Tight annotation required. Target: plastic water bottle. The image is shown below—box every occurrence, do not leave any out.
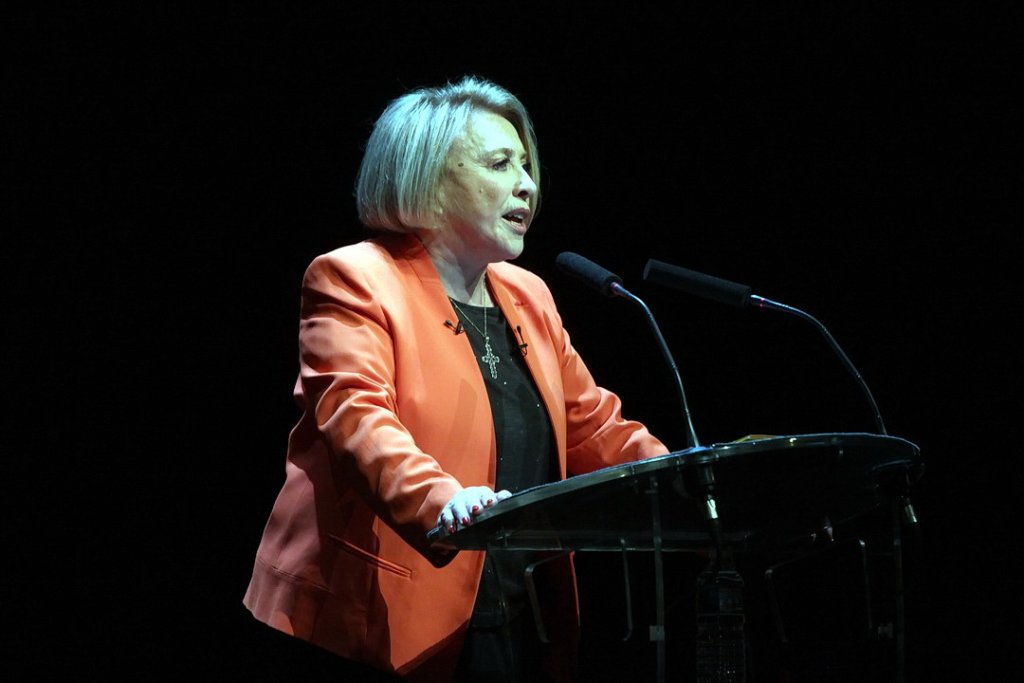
[695,567,746,682]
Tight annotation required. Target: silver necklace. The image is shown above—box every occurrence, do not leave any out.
[450,299,500,379]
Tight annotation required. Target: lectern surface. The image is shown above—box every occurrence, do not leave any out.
[428,432,922,552]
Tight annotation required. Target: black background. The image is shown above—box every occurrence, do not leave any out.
[6,2,1020,680]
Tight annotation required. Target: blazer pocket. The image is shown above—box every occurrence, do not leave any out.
[328,534,413,579]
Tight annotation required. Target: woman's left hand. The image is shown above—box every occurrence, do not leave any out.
[437,486,512,534]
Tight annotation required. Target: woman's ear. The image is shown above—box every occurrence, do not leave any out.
[433,186,446,215]
[428,191,446,226]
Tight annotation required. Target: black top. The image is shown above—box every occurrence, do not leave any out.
[450,299,557,627]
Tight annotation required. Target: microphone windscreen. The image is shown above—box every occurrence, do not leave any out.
[556,252,623,297]
[643,259,752,308]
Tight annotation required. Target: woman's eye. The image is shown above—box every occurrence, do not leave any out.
[492,158,510,170]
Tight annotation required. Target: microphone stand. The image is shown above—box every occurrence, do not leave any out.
[641,257,923,680]
[749,295,887,435]
[609,282,725,683]
[609,281,723,551]
[611,282,700,449]
[751,294,917,679]
[558,253,734,681]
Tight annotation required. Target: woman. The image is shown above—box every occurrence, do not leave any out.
[243,75,668,682]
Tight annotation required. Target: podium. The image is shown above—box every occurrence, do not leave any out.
[429,432,922,681]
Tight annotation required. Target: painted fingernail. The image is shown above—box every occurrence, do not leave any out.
[462,516,470,525]
[448,525,456,533]
[472,505,480,513]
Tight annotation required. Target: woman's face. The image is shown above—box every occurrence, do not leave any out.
[436,109,537,266]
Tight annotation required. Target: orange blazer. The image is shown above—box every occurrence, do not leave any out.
[243,234,668,678]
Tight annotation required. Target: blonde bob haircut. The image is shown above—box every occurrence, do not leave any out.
[355,75,540,232]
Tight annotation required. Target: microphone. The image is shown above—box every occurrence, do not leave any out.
[642,259,752,308]
[557,252,700,449]
[643,259,887,435]
[555,251,623,297]
[515,325,529,355]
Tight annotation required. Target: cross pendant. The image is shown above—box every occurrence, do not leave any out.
[481,340,500,379]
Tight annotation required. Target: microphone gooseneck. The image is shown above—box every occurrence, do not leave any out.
[557,252,700,449]
[643,258,888,435]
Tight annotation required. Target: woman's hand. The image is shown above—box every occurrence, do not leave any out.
[437,486,512,534]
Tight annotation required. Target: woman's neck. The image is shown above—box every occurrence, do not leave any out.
[417,232,493,306]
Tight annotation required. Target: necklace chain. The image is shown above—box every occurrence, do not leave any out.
[450,298,500,379]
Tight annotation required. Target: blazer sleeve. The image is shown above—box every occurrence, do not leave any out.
[560,327,668,474]
[295,252,462,559]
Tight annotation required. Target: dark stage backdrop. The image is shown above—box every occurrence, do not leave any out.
[7,2,1019,681]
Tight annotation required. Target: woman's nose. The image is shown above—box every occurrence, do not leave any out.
[516,164,537,198]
